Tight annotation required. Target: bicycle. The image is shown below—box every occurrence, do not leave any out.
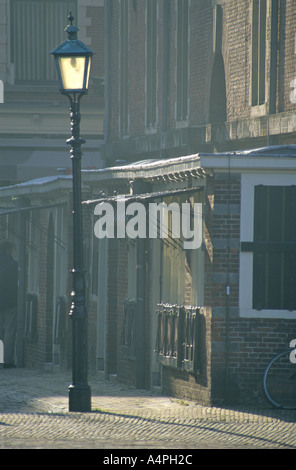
[263,343,296,409]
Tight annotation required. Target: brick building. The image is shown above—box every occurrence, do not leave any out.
[0,1,104,368]
[104,0,296,166]
[81,145,296,405]
[92,0,296,405]
[0,0,296,408]
[0,0,104,185]
[1,143,296,405]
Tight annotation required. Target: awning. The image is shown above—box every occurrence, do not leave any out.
[83,186,204,206]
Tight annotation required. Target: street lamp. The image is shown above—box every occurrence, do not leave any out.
[50,12,93,412]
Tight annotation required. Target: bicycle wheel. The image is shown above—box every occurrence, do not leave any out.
[263,349,296,409]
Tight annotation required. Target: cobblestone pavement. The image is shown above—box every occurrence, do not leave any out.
[1,367,296,450]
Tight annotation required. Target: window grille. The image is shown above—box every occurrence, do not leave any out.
[10,0,77,83]
[155,303,202,373]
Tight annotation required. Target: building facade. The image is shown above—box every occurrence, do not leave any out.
[0,0,104,185]
[2,144,296,405]
[0,0,296,408]
[83,145,296,405]
[96,0,296,404]
[104,0,296,166]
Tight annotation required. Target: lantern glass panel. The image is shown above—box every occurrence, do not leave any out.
[86,57,91,90]
[58,56,86,91]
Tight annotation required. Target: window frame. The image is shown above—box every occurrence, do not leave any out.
[10,0,77,85]
[240,172,296,319]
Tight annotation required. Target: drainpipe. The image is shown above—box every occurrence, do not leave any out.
[225,156,231,404]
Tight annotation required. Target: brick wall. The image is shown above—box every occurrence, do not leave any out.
[162,168,296,406]
[161,306,213,406]
[211,316,296,404]
[206,171,296,405]
[107,1,213,137]
[106,1,296,161]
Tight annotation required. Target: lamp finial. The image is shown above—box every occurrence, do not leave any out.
[65,11,79,40]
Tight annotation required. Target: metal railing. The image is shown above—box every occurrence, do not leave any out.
[155,303,202,373]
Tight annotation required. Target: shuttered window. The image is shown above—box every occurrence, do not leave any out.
[10,0,77,83]
[242,186,296,310]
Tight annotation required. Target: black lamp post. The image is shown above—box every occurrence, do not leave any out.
[50,13,93,412]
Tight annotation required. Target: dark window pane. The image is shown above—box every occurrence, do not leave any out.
[253,186,296,310]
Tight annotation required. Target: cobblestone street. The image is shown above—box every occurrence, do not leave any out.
[0,368,296,450]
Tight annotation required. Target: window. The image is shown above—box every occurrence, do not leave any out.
[120,0,129,135]
[251,0,266,106]
[10,0,77,84]
[160,196,186,305]
[240,174,296,318]
[249,186,296,310]
[209,5,226,123]
[176,0,189,121]
[159,191,203,306]
[146,0,157,129]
